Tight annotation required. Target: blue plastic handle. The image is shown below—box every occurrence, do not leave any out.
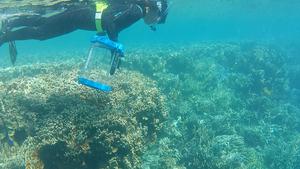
[90,35,124,55]
[78,77,112,92]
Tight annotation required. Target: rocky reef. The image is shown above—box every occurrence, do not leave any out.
[0,62,167,169]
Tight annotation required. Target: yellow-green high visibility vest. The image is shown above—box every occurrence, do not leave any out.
[95,0,108,33]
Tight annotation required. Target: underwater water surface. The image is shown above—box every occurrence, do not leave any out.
[1,0,300,169]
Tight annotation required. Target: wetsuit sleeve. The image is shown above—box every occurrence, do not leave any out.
[102,4,144,41]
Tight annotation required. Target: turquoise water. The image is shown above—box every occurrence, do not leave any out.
[1,1,300,169]
[1,0,300,63]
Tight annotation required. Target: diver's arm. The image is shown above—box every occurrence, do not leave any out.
[102,4,143,42]
[101,6,118,41]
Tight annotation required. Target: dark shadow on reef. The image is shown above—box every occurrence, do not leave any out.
[39,141,110,169]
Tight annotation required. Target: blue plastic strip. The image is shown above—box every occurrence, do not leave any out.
[78,77,112,92]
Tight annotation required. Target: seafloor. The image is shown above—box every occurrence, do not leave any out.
[0,42,300,169]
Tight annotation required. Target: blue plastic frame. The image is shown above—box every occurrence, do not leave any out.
[78,77,112,92]
[77,35,125,92]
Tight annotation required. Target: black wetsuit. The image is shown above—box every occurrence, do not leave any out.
[1,1,144,43]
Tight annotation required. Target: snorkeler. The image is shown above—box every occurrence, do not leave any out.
[0,0,168,64]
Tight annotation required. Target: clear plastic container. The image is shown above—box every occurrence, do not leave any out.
[78,43,114,92]
[78,36,124,92]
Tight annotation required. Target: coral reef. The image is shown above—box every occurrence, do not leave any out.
[1,41,299,169]
[124,42,300,169]
[0,62,167,169]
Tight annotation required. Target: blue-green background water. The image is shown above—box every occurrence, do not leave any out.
[1,1,300,168]
[1,0,300,65]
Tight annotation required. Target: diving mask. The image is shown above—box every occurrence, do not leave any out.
[143,0,168,26]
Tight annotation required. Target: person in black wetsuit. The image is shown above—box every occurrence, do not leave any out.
[0,0,168,45]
